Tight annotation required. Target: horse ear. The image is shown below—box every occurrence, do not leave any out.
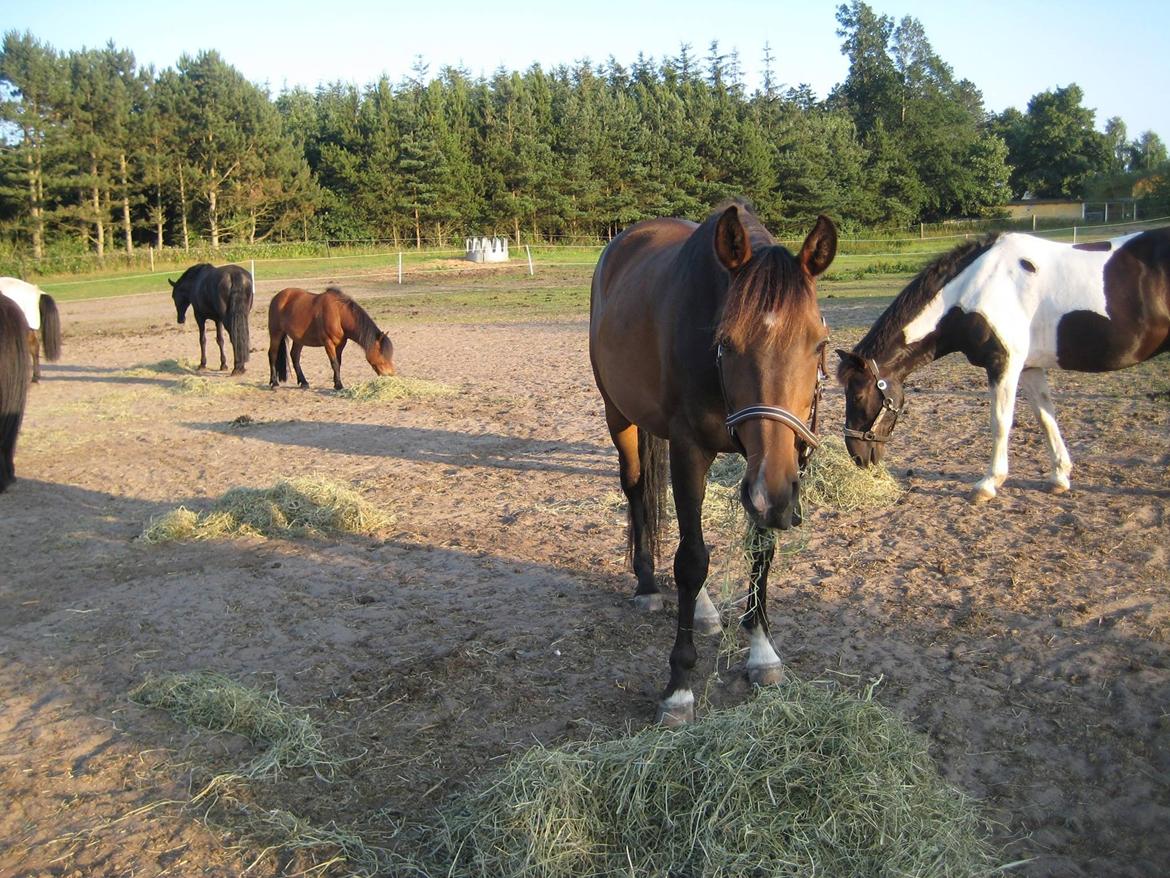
[168,278,176,288]
[836,349,865,371]
[799,215,838,277]
[714,205,752,271]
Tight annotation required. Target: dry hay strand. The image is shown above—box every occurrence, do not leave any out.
[129,672,334,780]
[140,477,393,543]
[171,374,248,396]
[336,375,457,402]
[428,679,998,878]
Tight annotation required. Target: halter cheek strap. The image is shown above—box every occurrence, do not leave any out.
[843,358,905,442]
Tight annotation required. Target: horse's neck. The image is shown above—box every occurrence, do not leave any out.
[874,327,944,382]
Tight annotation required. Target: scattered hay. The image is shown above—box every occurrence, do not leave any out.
[429,679,998,878]
[129,672,333,780]
[118,358,195,377]
[706,436,902,514]
[336,375,457,401]
[140,477,393,543]
[171,375,247,396]
[801,435,904,511]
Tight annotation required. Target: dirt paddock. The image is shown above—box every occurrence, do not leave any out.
[1,277,1168,877]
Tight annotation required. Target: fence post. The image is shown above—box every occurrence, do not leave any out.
[398,252,403,285]
[1032,214,1037,232]
[250,259,256,288]
[149,246,155,273]
[1072,226,1078,244]
[525,245,534,276]
[919,222,924,239]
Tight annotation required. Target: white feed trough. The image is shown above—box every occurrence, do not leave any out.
[465,236,510,263]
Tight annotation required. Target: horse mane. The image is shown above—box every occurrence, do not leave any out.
[712,202,817,349]
[327,287,382,348]
[851,234,999,361]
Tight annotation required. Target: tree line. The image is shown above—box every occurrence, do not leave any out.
[2,2,1167,262]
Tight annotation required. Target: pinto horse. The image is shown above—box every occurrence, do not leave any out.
[0,277,63,382]
[168,263,254,375]
[591,201,836,724]
[837,228,1170,502]
[267,287,395,391]
[0,294,31,492]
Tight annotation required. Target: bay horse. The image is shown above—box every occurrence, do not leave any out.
[590,201,836,724]
[837,228,1170,502]
[0,276,63,382]
[267,286,395,391]
[0,294,31,492]
[168,263,254,375]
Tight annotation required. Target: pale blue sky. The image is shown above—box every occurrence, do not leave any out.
[3,0,1167,140]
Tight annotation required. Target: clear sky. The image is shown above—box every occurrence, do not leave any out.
[3,0,1167,141]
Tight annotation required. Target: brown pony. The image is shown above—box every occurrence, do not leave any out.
[0,294,31,492]
[590,201,836,724]
[268,287,395,391]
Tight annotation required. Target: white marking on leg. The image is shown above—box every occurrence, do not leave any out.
[661,689,694,710]
[1020,368,1072,490]
[746,625,782,673]
[974,365,1021,500]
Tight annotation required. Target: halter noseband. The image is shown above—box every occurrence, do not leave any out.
[716,340,824,468]
[843,358,905,443]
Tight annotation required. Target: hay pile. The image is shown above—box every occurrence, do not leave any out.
[707,436,902,514]
[336,375,456,401]
[117,358,195,377]
[171,375,247,396]
[429,680,996,878]
[129,671,332,780]
[141,477,392,543]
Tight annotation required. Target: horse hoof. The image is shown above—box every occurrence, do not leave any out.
[657,701,694,726]
[1048,482,1070,495]
[298,382,310,389]
[748,663,785,687]
[968,486,995,505]
[694,614,723,636]
[633,593,663,612]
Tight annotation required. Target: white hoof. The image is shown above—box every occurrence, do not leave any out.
[969,483,997,505]
[657,691,694,726]
[633,593,663,612]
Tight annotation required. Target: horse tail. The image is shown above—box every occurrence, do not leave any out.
[629,429,670,566]
[39,294,62,361]
[0,305,31,491]
[275,335,289,383]
[227,273,252,368]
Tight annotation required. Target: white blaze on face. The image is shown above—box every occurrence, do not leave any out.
[748,455,770,518]
[0,277,43,330]
[900,234,1120,368]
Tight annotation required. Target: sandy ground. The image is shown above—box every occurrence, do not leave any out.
[1,279,1168,877]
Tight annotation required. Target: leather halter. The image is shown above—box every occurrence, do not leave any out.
[716,340,823,469]
[843,358,905,443]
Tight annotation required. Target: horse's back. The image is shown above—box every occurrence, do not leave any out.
[268,288,328,344]
[0,277,43,330]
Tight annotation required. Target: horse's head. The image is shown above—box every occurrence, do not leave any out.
[367,332,396,376]
[714,208,836,530]
[836,350,906,467]
[168,277,189,324]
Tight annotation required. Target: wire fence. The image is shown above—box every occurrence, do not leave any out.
[24,213,1170,301]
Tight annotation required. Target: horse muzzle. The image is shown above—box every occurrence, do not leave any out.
[844,435,883,468]
[740,477,801,530]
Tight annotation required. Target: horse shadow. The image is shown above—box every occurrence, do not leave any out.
[182,420,614,477]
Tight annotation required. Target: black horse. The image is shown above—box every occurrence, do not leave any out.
[168,263,254,375]
[0,294,31,492]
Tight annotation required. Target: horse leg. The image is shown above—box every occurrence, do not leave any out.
[740,526,784,685]
[196,320,208,370]
[291,343,309,388]
[328,338,345,390]
[658,441,716,726]
[1019,367,1072,493]
[214,321,228,371]
[605,408,661,610]
[971,363,1021,504]
[28,329,40,382]
[268,333,281,388]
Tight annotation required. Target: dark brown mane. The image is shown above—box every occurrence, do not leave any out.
[852,234,999,361]
[712,202,816,349]
[328,287,382,349]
